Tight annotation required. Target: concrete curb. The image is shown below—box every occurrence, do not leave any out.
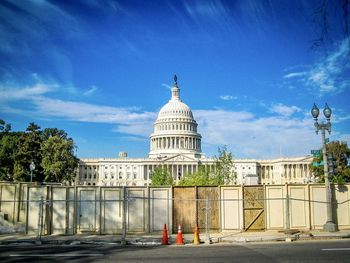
[1,232,349,246]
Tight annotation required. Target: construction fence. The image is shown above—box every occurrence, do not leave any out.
[0,183,350,236]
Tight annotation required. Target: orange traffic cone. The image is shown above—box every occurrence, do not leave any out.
[162,224,169,245]
[193,224,200,245]
[176,224,184,245]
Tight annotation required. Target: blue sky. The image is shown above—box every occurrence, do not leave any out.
[0,0,349,159]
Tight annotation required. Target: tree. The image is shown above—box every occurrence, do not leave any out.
[13,122,43,182]
[41,128,68,141]
[179,146,236,186]
[41,135,78,183]
[311,141,350,183]
[0,133,18,181]
[150,166,173,186]
[0,120,79,183]
[212,146,236,185]
[0,119,11,134]
[178,165,210,186]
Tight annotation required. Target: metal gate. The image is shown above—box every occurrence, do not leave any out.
[243,186,265,231]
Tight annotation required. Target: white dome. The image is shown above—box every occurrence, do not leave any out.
[149,76,202,159]
[157,95,194,120]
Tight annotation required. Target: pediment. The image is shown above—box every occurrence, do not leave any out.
[161,154,199,162]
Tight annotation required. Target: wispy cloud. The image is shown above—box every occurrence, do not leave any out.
[219,95,238,101]
[0,83,56,100]
[83,85,98,96]
[194,109,318,158]
[283,40,350,95]
[0,80,156,138]
[283,72,307,79]
[161,83,172,90]
[270,103,301,117]
[184,0,230,19]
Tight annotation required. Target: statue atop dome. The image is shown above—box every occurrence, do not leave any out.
[171,75,180,100]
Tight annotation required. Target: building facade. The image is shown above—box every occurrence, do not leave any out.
[76,76,314,186]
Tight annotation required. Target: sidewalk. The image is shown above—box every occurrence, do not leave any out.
[0,230,349,245]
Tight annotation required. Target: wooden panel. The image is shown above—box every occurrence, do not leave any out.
[127,188,146,232]
[221,187,241,230]
[27,186,48,234]
[150,188,172,232]
[102,188,122,234]
[0,184,17,224]
[335,185,350,228]
[173,187,196,233]
[310,185,326,229]
[78,188,96,231]
[51,187,67,234]
[266,186,284,229]
[243,186,265,231]
[289,186,308,229]
[197,187,219,232]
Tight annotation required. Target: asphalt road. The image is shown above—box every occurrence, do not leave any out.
[0,239,349,262]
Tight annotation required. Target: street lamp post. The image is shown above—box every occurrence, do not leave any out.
[311,103,337,232]
[29,161,35,183]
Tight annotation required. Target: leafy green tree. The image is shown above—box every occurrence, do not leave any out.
[0,120,79,183]
[212,146,236,185]
[150,166,173,186]
[311,141,350,183]
[178,165,210,186]
[0,119,11,134]
[41,134,78,184]
[13,122,43,182]
[41,127,68,141]
[0,119,20,181]
[179,147,236,186]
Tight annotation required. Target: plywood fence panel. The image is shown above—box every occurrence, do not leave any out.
[220,186,242,230]
[335,185,350,229]
[289,185,310,229]
[127,188,147,232]
[173,187,196,233]
[0,184,17,224]
[27,186,48,234]
[310,185,326,229]
[266,186,284,229]
[197,186,220,232]
[150,187,172,232]
[101,187,123,234]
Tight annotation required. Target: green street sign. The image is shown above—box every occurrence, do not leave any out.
[311,150,322,156]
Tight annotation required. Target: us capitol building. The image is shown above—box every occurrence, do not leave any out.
[76,76,313,186]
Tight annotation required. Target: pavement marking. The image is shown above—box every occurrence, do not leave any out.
[10,253,104,257]
[321,248,350,251]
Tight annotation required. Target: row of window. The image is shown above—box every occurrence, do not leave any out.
[160,110,192,117]
[82,165,139,171]
[82,171,139,180]
[156,123,197,132]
